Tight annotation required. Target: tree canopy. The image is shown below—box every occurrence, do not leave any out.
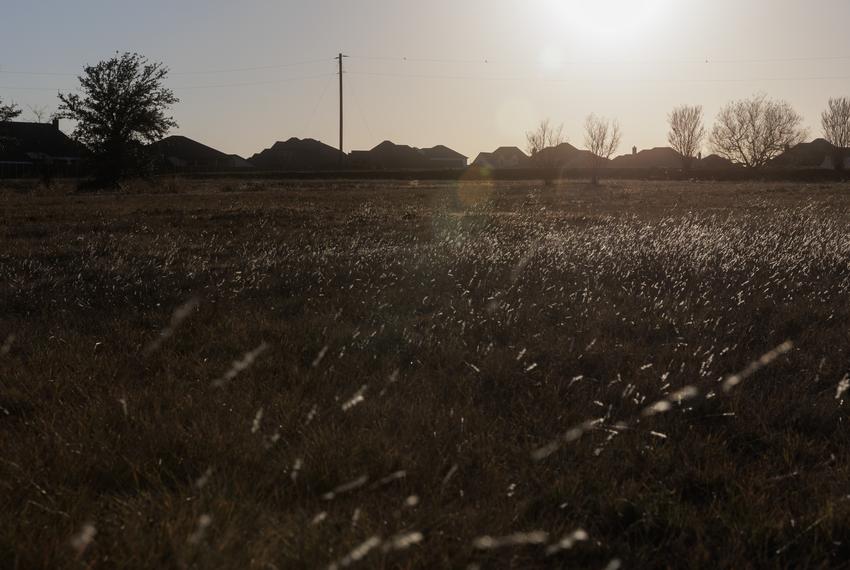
[584,114,621,184]
[57,52,179,183]
[668,105,706,169]
[710,94,806,169]
[0,98,22,122]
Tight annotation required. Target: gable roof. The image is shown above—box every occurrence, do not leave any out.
[350,140,467,169]
[769,138,845,169]
[534,142,601,168]
[695,154,739,170]
[422,145,467,160]
[473,146,530,167]
[610,147,684,169]
[371,140,414,153]
[366,140,421,159]
[149,135,232,164]
[148,135,254,169]
[249,137,341,170]
[493,146,528,157]
[0,121,86,161]
[226,154,253,168]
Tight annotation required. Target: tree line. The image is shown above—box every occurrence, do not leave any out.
[2,51,850,188]
[527,95,850,178]
[1,52,178,188]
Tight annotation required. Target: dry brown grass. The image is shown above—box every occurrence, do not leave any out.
[2,178,850,568]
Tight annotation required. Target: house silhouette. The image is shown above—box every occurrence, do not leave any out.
[148,135,252,171]
[349,141,467,170]
[249,138,341,170]
[472,147,530,169]
[0,119,86,177]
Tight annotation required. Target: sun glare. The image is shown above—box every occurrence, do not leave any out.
[549,0,667,40]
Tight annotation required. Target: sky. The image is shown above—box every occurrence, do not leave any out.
[2,0,850,160]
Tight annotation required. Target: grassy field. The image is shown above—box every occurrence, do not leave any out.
[2,178,850,569]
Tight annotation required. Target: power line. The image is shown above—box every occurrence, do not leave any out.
[336,53,348,162]
[174,73,335,90]
[0,70,76,77]
[347,73,375,144]
[0,57,334,78]
[304,74,335,135]
[346,70,850,84]
[5,52,850,79]
[5,70,850,94]
[170,58,333,75]
[4,51,850,95]
[0,73,335,93]
[348,55,491,65]
[0,85,69,91]
[346,53,850,66]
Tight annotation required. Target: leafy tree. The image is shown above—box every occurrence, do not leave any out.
[710,94,805,169]
[667,105,706,170]
[0,98,22,121]
[57,52,179,185]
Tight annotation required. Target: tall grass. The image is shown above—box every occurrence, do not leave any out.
[2,179,850,568]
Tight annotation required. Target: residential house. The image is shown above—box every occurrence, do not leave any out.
[0,119,86,177]
[149,135,253,171]
[472,146,531,169]
[349,140,467,170]
[249,137,342,170]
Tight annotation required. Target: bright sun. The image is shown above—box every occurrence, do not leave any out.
[551,0,667,38]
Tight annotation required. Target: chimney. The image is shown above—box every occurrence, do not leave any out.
[52,118,59,130]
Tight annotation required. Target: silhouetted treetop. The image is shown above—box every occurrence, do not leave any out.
[667,105,705,169]
[0,98,22,122]
[58,52,179,150]
[822,97,850,148]
[57,52,179,184]
[710,94,805,169]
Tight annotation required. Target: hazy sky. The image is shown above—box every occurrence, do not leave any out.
[3,1,849,159]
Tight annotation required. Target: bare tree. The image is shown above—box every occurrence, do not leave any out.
[27,105,51,123]
[0,98,21,121]
[526,119,565,161]
[667,104,705,170]
[822,97,850,170]
[710,94,806,169]
[584,114,621,184]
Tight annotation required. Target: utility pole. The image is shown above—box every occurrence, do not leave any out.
[336,53,347,166]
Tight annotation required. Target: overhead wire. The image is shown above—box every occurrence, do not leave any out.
[174,73,335,90]
[346,73,375,144]
[304,73,336,134]
[345,53,850,66]
[4,52,850,92]
[345,70,850,84]
[0,57,334,77]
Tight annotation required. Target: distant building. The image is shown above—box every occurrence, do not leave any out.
[770,138,850,170]
[421,145,468,169]
[472,146,530,169]
[695,154,738,170]
[349,140,467,170]
[149,135,253,171]
[0,119,86,177]
[610,147,684,169]
[249,137,341,170]
[532,142,598,169]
